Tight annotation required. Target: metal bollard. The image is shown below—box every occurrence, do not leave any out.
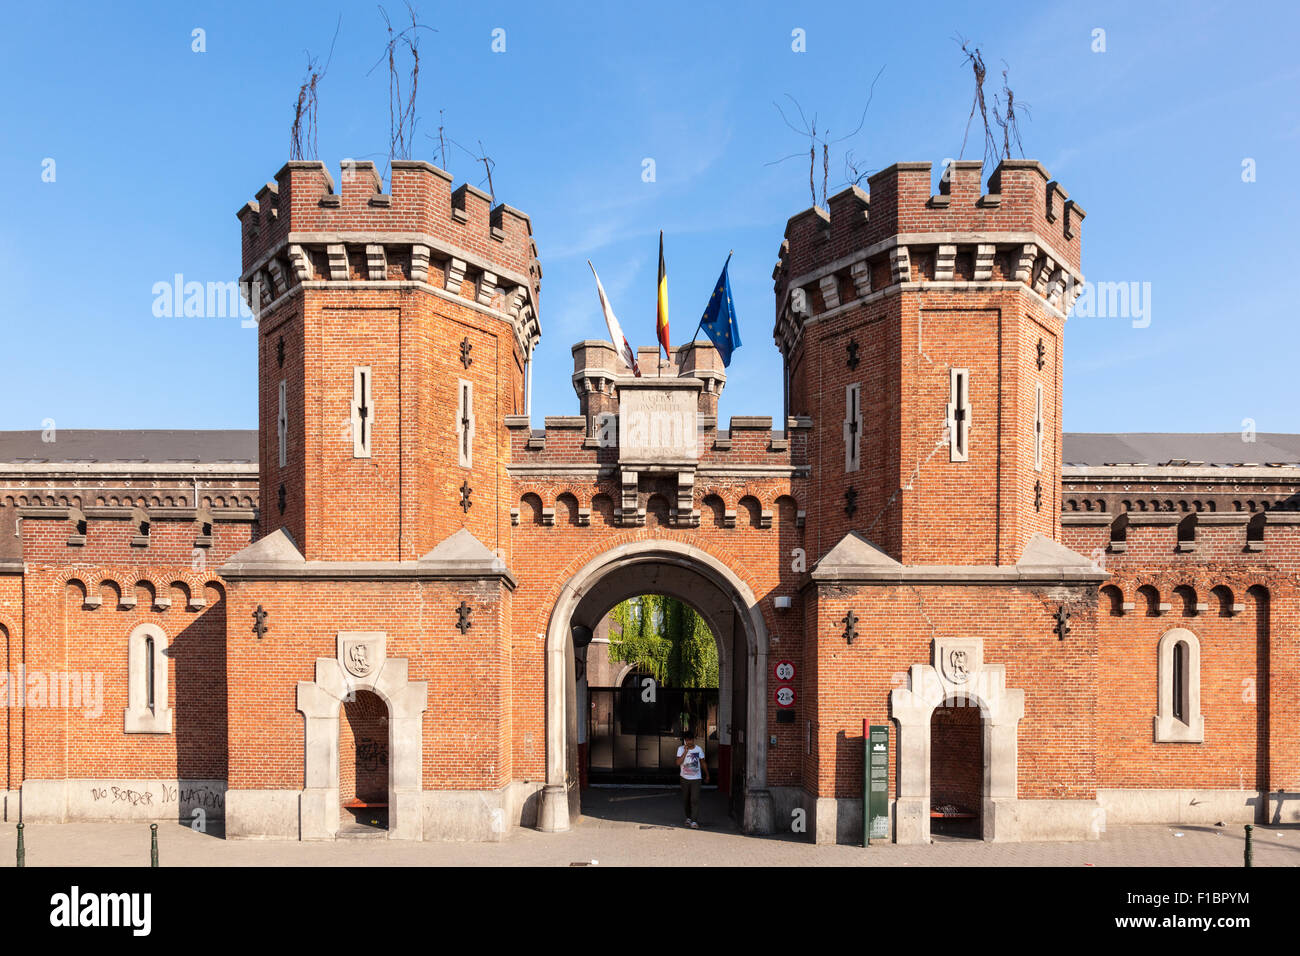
[1244,824,1253,868]
[16,822,23,868]
[150,823,158,868]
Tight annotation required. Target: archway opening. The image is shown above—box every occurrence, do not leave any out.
[340,690,389,833]
[929,698,983,839]
[544,543,770,835]
[580,594,728,828]
[585,596,719,768]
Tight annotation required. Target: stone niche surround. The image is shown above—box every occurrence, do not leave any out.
[296,633,428,840]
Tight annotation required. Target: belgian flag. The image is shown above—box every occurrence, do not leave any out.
[656,231,670,359]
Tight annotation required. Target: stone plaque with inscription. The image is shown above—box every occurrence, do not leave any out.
[617,382,699,464]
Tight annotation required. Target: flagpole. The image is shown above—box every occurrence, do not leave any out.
[682,250,733,368]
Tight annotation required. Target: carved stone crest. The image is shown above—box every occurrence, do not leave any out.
[345,642,373,677]
[935,638,982,686]
[338,632,386,681]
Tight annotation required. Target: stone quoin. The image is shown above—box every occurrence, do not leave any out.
[1,157,1296,845]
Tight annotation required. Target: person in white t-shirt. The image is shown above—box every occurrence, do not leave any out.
[675,728,709,828]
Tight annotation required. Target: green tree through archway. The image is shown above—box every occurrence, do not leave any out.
[607,596,719,688]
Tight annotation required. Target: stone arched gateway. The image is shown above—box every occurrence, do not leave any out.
[889,637,1024,843]
[538,540,773,835]
[296,633,429,840]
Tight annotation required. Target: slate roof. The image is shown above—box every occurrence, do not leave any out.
[1061,433,1300,467]
[1,429,1297,467]
[0,430,257,464]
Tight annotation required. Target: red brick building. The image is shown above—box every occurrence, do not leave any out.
[1,157,1295,844]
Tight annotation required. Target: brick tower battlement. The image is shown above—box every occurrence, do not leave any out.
[774,159,1085,355]
[773,158,1086,567]
[237,159,541,355]
[236,159,542,563]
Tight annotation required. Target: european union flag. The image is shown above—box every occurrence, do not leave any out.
[698,253,742,367]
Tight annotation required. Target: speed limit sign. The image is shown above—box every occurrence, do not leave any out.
[775,686,796,708]
[774,660,796,682]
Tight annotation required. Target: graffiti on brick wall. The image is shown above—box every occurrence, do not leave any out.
[86,781,225,812]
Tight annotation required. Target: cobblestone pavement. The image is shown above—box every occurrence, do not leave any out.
[1,789,1295,867]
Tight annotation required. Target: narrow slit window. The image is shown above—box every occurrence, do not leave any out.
[456,378,476,469]
[277,380,288,468]
[1155,628,1203,743]
[1171,641,1185,722]
[145,635,156,713]
[947,368,971,462]
[843,383,862,473]
[352,367,373,458]
[1033,383,1045,472]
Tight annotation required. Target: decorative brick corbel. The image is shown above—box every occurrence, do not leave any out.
[409,244,431,283]
[890,245,911,285]
[287,244,312,282]
[1014,244,1038,283]
[365,244,387,281]
[849,259,871,298]
[1033,255,1056,297]
[818,275,841,311]
[326,244,348,281]
[266,258,286,297]
[934,244,957,281]
[446,257,468,295]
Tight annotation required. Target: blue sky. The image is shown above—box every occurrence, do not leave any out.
[1,0,1296,433]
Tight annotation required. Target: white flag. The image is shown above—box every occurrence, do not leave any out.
[588,260,641,377]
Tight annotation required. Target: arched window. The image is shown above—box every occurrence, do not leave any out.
[125,622,172,733]
[1154,628,1202,743]
[145,634,156,712]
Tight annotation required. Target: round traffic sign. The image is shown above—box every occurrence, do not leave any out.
[775,686,796,708]
[774,659,796,682]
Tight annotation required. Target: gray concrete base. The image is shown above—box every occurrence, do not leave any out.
[226,783,545,842]
[766,785,805,834]
[742,788,774,835]
[814,794,1099,844]
[1098,788,1262,825]
[811,794,898,845]
[895,796,928,844]
[225,789,301,839]
[15,778,226,824]
[1,790,18,823]
[1266,791,1300,824]
[421,782,542,842]
[985,797,1103,842]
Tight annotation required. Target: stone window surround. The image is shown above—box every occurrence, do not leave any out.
[457,378,476,469]
[1034,383,1045,472]
[351,366,373,459]
[946,367,971,462]
[277,380,288,468]
[843,382,862,473]
[1154,627,1204,743]
[124,621,172,734]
